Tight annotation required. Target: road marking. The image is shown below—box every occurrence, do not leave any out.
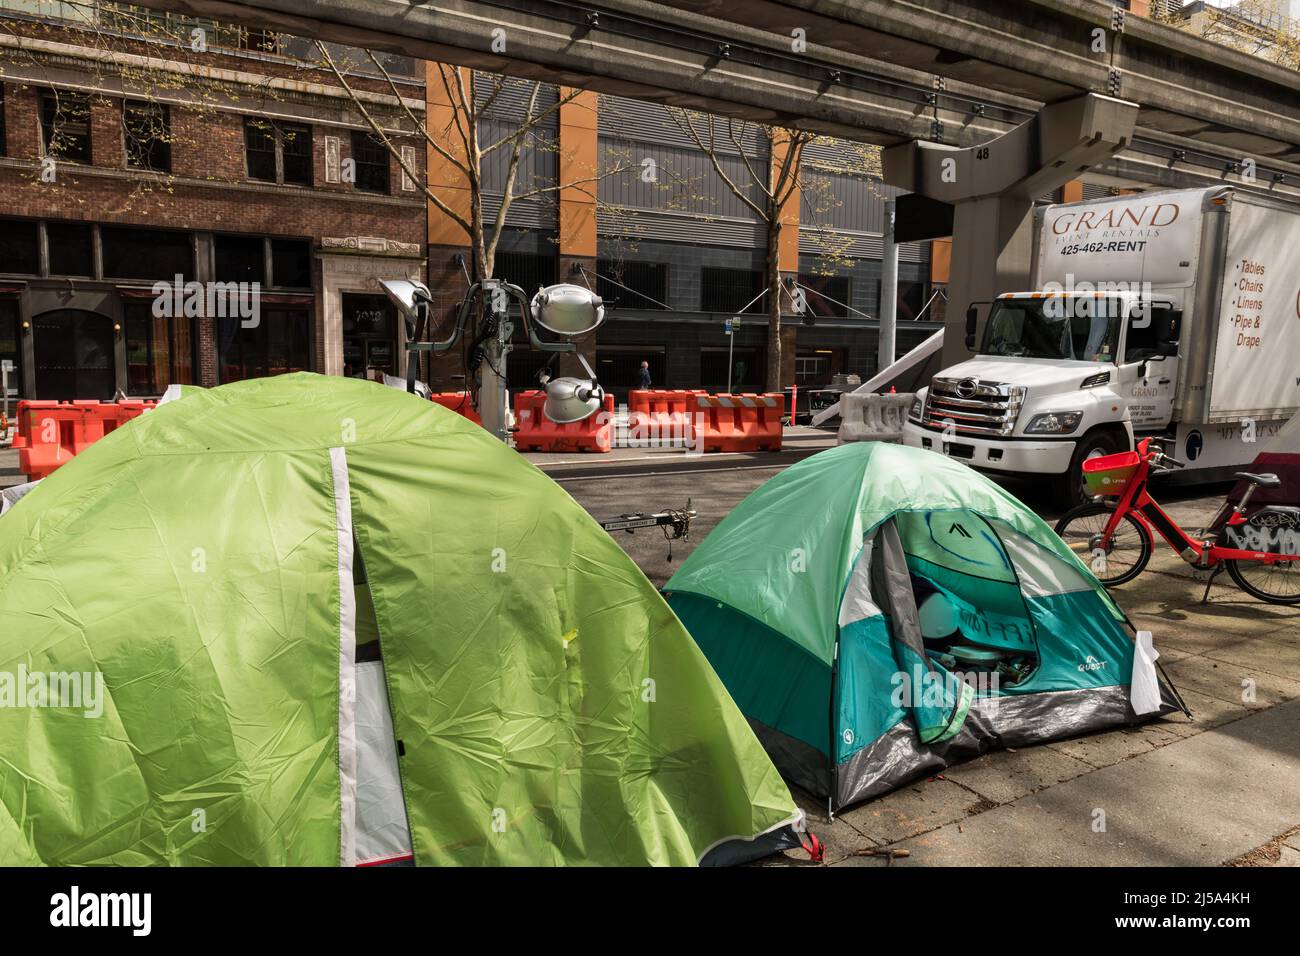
[552,464,789,482]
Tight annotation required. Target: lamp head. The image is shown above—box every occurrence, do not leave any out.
[542,377,605,424]
[378,278,433,317]
[531,283,605,336]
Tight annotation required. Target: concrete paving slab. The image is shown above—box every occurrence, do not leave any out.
[1278,844,1300,867]
[874,697,1300,866]
[837,776,989,845]
[939,744,1095,805]
[1148,599,1300,639]
[1045,723,1184,769]
[1163,654,1300,709]
[1153,684,1250,735]
[1200,634,1300,683]
[1153,628,1259,659]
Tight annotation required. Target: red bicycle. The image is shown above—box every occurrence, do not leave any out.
[1054,438,1300,604]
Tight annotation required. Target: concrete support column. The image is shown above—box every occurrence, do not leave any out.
[879,199,898,371]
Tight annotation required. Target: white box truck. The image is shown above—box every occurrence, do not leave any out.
[902,185,1300,505]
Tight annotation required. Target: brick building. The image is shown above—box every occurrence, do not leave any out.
[0,3,427,401]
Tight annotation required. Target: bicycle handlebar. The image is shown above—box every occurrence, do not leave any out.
[1159,453,1186,469]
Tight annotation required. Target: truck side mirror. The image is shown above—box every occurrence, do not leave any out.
[964,305,978,350]
[1159,311,1182,356]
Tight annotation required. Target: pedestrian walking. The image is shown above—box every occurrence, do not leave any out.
[638,360,652,389]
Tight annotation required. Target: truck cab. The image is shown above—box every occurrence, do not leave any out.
[903,290,1181,506]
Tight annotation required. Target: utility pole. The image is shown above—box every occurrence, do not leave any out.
[477,279,514,443]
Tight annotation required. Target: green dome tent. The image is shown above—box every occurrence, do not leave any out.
[665,442,1186,811]
[0,373,804,866]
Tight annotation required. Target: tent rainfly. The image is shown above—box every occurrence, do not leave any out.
[665,442,1187,811]
[0,373,807,866]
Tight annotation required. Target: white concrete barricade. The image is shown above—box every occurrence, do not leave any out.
[837,392,915,444]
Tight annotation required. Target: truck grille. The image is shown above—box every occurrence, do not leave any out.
[922,377,1024,437]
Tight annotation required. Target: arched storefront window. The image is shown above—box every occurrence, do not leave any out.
[32,309,115,400]
[1,298,21,402]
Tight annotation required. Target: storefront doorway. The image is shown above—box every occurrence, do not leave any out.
[341,293,397,379]
[32,309,115,400]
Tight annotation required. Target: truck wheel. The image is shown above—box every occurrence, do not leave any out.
[1052,431,1122,510]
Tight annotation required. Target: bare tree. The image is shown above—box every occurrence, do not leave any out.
[310,49,630,281]
[1163,0,1300,70]
[670,112,814,392]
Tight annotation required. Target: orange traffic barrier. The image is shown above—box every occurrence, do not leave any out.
[690,393,783,453]
[13,399,156,481]
[513,390,613,453]
[429,392,483,426]
[627,389,704,436]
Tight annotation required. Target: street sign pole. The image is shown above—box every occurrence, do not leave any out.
[725,317,737,393]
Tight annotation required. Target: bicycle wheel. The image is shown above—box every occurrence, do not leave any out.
[1225,558,1300,605]
[1054,503,1152,586]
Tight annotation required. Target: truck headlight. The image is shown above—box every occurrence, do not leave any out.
[1024,411,1083,435]
[909,395,924,422]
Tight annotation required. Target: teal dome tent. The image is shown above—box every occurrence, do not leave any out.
[665,442,1187,811]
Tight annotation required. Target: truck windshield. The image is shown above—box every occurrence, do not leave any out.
[980,298,1120,363]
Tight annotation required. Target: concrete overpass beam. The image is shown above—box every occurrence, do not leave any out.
[883,93,1137,366]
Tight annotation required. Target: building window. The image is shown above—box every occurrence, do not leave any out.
[245,120,277,182]
[101,227,193,281]
[280,123,312,185]
[123,101,172,172]
[349,131,389,194]
[876,279,931,322]
[493,250,556,290]
[244,119,312,186]
[797,274,851,318]
[40,90,92,163]
[700,267,765,315]
[0,85,6,158]
[214,234,265,284]
[700,347,763,391]
[0,219,40,275]
[270,239,312,289]
[218,308,310,383]
[124,303,174,395]
[594,348,666,391]
[47,222,95,277]
[595,260,668,310]
[795,351,834,387]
